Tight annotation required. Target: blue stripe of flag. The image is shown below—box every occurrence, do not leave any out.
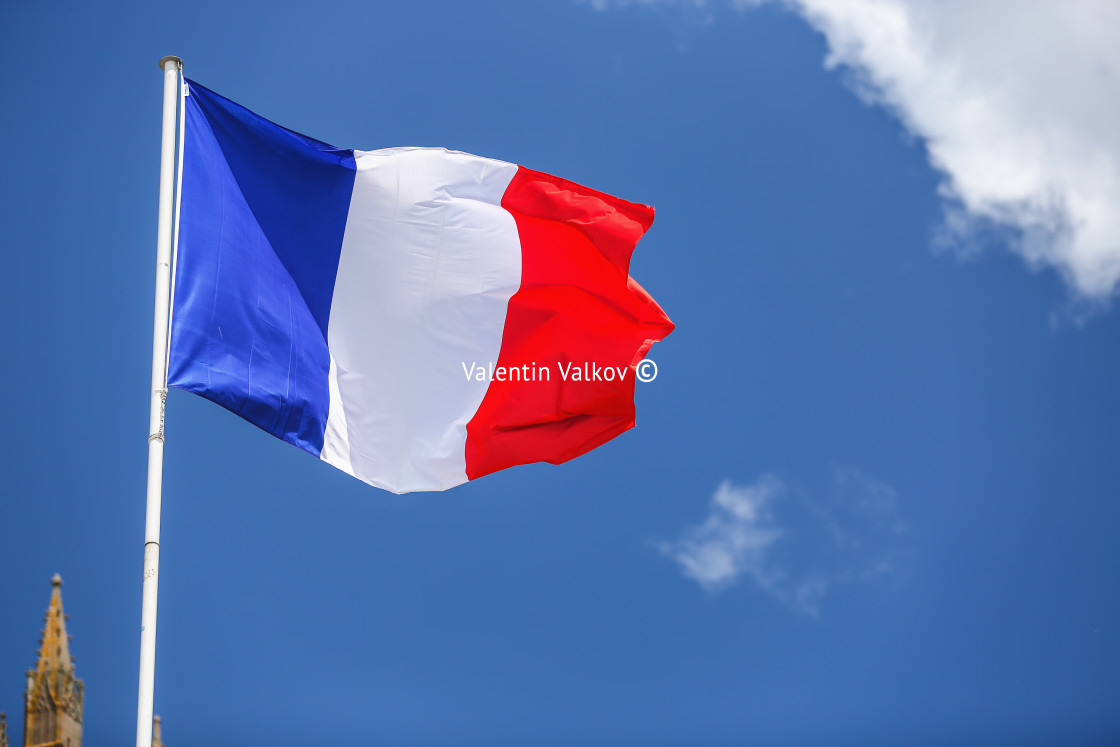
[168,79,357,456]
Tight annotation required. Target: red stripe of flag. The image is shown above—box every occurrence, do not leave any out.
[465,166,675,480]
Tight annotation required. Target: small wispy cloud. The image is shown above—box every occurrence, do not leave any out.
[831,466,906,541]
[656,476,787,593]
[658,468,906,615]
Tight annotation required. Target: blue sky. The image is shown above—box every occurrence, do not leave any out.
[2,1,1119,744]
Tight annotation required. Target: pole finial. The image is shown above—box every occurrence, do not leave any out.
[51,573,62,587]
[158,56,183,72]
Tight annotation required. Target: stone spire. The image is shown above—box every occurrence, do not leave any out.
[151,716,164,747]
[24,574,83,747]
[1,712,9,747]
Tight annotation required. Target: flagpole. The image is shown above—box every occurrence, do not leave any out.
[137,54,182,747]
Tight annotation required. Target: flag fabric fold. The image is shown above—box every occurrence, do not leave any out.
[169,79,674,493]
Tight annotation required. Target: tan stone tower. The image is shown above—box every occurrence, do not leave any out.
[23,575,83,747]
[1,712,10,747]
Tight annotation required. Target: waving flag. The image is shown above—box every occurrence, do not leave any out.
[168,79,673,493]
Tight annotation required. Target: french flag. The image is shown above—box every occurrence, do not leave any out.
[169,80,674,493]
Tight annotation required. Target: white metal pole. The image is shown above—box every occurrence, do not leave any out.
[137,54,182,747]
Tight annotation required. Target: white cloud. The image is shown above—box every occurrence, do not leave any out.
[657,476,787,593]
[659,470,905,614]
[592,0,1120,306]
[780,0,1120,304]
